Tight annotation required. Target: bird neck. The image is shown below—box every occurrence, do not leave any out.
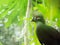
[36,21,45,24]
[36,22,44,28]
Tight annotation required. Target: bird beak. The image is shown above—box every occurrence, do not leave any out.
[31,19,33,22]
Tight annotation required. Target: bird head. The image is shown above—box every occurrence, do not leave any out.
[32,15,45,24]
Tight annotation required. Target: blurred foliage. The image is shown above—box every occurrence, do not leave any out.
[0,0,60,45]
[0,0,28,28]
[0,0,28,45]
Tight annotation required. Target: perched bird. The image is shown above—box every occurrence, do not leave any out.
[32,15,60,45]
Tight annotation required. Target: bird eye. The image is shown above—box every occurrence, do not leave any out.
[36,16,40,20]
[36,17,40,20]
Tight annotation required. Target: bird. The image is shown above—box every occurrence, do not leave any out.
[32,15,60,45]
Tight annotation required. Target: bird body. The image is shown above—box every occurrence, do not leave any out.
[32,15,60,45]
[36,22,60,45]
